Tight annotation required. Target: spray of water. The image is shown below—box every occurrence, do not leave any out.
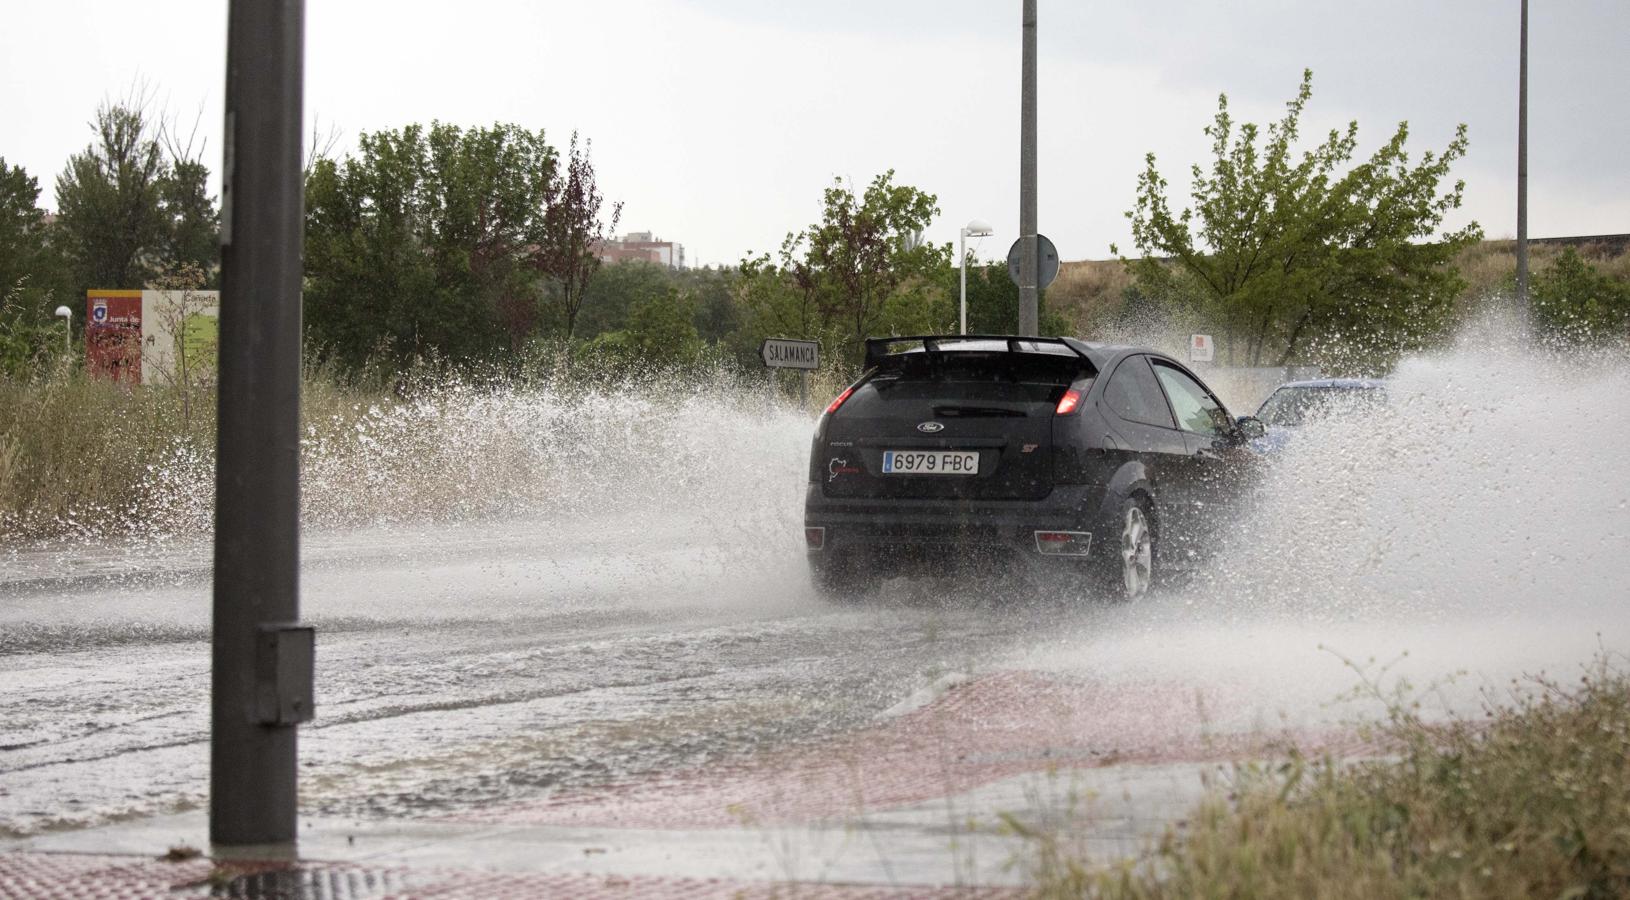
[11,323,1627,721]
[5,324,1629,839]
[1014,320,1630,734]
[3,366,814,585]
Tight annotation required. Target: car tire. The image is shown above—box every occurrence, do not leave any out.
[1094,495,1156,603]
[809,553,879,603]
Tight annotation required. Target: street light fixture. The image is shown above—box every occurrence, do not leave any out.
[53,305,72,354]
[959,219,994,334]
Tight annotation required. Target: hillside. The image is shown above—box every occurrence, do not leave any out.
[1049,234,1630,336]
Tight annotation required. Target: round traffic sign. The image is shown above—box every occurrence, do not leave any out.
[1006,234,1060,290]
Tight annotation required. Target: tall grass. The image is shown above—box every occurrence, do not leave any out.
[0,351,792,544]
[1016,656,1630,899]
[0,365,211,541]
[0,361,405,542]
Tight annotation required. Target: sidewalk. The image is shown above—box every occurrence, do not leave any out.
[0,758,1216,899]
[2,668,1315,897]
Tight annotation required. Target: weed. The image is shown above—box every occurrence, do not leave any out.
[1019,652,1630,899]
[158,844,202,862]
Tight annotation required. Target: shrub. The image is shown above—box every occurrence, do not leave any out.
[1021,656,1630,899]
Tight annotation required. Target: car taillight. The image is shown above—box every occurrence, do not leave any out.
[1034,530,1092,556]
[1055,388,1082,416]
[824,386,856,416]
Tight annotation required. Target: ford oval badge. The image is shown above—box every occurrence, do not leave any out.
[917,421,945,433]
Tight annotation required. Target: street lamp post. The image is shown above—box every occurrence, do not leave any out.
[53,305,72,354]
[1516,0,1529,327]
[959,219,994,334]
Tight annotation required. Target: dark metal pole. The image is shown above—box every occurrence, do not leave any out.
[213,0,306,847]
[1515,0,1529,326]
[1018,0,1039,336]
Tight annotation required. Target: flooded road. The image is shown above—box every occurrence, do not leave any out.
[0,518,1088,838]
[2,342,1628,858]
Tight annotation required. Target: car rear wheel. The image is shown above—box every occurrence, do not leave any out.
[809,553,880,603]
[1096,497,1155,602]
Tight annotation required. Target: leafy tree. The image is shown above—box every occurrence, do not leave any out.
[536,133,620,341]
[739,171,952,367]
[1119,70,1481,369]
[575,260,673,341]
[736,235,825,354]
[0,161,62,294]
[158,156,219,281]
[1531,247,1630,344]
[952,259,1069,336]
[584,287,701,367]
[0,159,72,373]
[805,171,950,354]
[54,99,170,293]
[304,126,438,366]
[682,266,740,344]
[304,122,556,367]
[53,97,222,299]
[154,110,221,282]
[425,122,556,350]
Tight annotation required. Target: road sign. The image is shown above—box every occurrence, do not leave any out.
[1007,234,1060,290]
[1189,334,1215,363]
[760,338,820,370]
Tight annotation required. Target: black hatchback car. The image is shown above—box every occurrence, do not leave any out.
[804,335,1264,602]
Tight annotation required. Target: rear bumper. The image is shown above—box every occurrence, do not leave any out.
[803,483,1113,575]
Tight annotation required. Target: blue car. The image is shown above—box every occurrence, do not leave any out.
[1252,379,1387,452]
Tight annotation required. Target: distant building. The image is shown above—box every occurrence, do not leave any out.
[596,231,686,269]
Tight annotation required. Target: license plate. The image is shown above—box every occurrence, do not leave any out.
[881,450,979,475]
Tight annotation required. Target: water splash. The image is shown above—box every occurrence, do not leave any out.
[2,367,816,602]
[1015,325,1630,731]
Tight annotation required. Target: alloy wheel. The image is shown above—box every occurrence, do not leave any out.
[1120,505,1153,600]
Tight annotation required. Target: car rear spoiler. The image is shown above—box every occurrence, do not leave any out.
[862,335,1094,373]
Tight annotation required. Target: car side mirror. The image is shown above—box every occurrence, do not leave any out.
[1234,415,1267,442]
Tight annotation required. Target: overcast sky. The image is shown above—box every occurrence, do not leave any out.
[3,1,1626,267]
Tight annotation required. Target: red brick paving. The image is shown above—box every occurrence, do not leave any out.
[2,669,1367,897]
[461,670,1367,830]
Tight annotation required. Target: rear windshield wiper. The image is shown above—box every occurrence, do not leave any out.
[932,405,1028,418]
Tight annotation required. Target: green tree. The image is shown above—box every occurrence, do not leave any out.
[805,171,950,354]
[739,171,952,367]
[682,266,740,344]
[536,133,620,341]
[584,287,701,367]
[575,260,673,341]
[0,159,72,374]
[0,160,65,295]
[1120,70,1481,369]
[53,97,222,298]
[952,259,1069,336]
[158,157,219,282]
[156,111,220,281]
[54,99,170,293]
[303,122,557,367]
[1531,247,1630,344]
[427,122,557,350]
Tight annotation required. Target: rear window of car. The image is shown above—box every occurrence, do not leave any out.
[847,351,1089,410]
